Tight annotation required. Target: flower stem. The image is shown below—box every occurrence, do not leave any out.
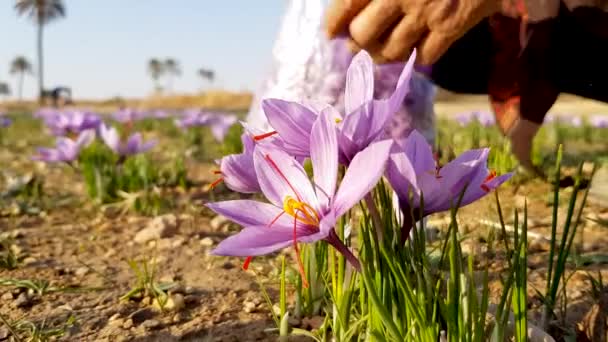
[364,193,383,242]
[326,229,360,271]
[399,202,420,245]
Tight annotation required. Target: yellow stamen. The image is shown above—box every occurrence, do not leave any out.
[282,196,320,226]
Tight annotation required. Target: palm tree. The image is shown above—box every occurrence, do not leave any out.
[14,0,66,103]
[10,56,33,101]
[0,82,11,99]
[163,58,180,93]
[198,68,215,83]
[148,58,164,93]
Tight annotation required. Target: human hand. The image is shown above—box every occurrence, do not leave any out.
[326,0,501,65]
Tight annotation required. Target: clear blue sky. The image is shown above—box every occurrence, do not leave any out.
[0,1,285,99]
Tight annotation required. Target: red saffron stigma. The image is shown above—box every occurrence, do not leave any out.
[264,154,302,201]
[208,177,224,190]
[212,170,222,175]
[268,210,286,228]
[292,212,309,289]
[253,131,278,141]
[481,170,498,192]
[242,256,253,270]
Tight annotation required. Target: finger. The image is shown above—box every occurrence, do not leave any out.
[326,0,371,38]
[349,0,402,48]
[347,39,391,64]
[416,30,455,65]
[346,38,363,54]
[379,15,427,61]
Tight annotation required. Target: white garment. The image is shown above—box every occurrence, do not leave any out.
[246,0,436,143]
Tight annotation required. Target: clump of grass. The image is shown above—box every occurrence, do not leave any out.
[0,313,76,342]
[79,142,188,215]
[120,258,175,310]
[0,278,89,296]
[0,238,21,270]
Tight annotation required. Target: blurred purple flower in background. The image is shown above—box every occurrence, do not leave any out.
[455,110,495,127]
[150,109,171,119]
[99,123,156,156]
[0,112,11,128]
[43,110,101,136]
[590,115,608,128]
[545,113,582,127]
[207,113,237,142]
[175,109,237,142]
[174,109,208,129]
[33,130,95,163]
[113,108,146,123]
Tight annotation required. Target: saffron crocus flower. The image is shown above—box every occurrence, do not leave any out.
[174,109,208,129]
[112,108,146,123]
[175,110,237,142]
[590,114,608,128]
[207,113,237,142]
[337,50,415,162]
[0,113,11,128]
[207,112,393,274]
[99,123,156,156]
[33,130,95,163]
[258,50,416,163]
[455,111,495,127]
[211,133,261,193]
[44,110,101,136]
[386,130,512,239]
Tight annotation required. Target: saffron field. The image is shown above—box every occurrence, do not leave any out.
[1,90,608,341]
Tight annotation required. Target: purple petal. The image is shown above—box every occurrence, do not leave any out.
[387,50,417,116]
[438,148,489,196]
[253,145,319,211]
[262,99,316,156]
[333,139,392,217]
[33,148,60,162]
[310,110,338,209]
[220,153,260,193]
[460,172,513,207]
[100,124,120,153]
[76,129,96,148]
[386,141,419,201]
[206,200,291,228]
[139,139,157,153]
[345,50,374,114]
[125,133,143,155]
[211,224,320,256]
[402,130,436,176]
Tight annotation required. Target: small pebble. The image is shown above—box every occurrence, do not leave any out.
[75,267,89,277]
[243,301,257,313]
[109,313,121,321]
[210,215,230,230]
[199,237,214,247]
[141,319,161,330]
[13,293,31,308]
[129,308,154,325]
[103,248,117,258]
[0,327,9,339]
[172,237,185,248]
[122,319,134,330]
[1,292,13,301]
[184,295,198,304]
[172,312,188,323]
[22,257,37,266]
